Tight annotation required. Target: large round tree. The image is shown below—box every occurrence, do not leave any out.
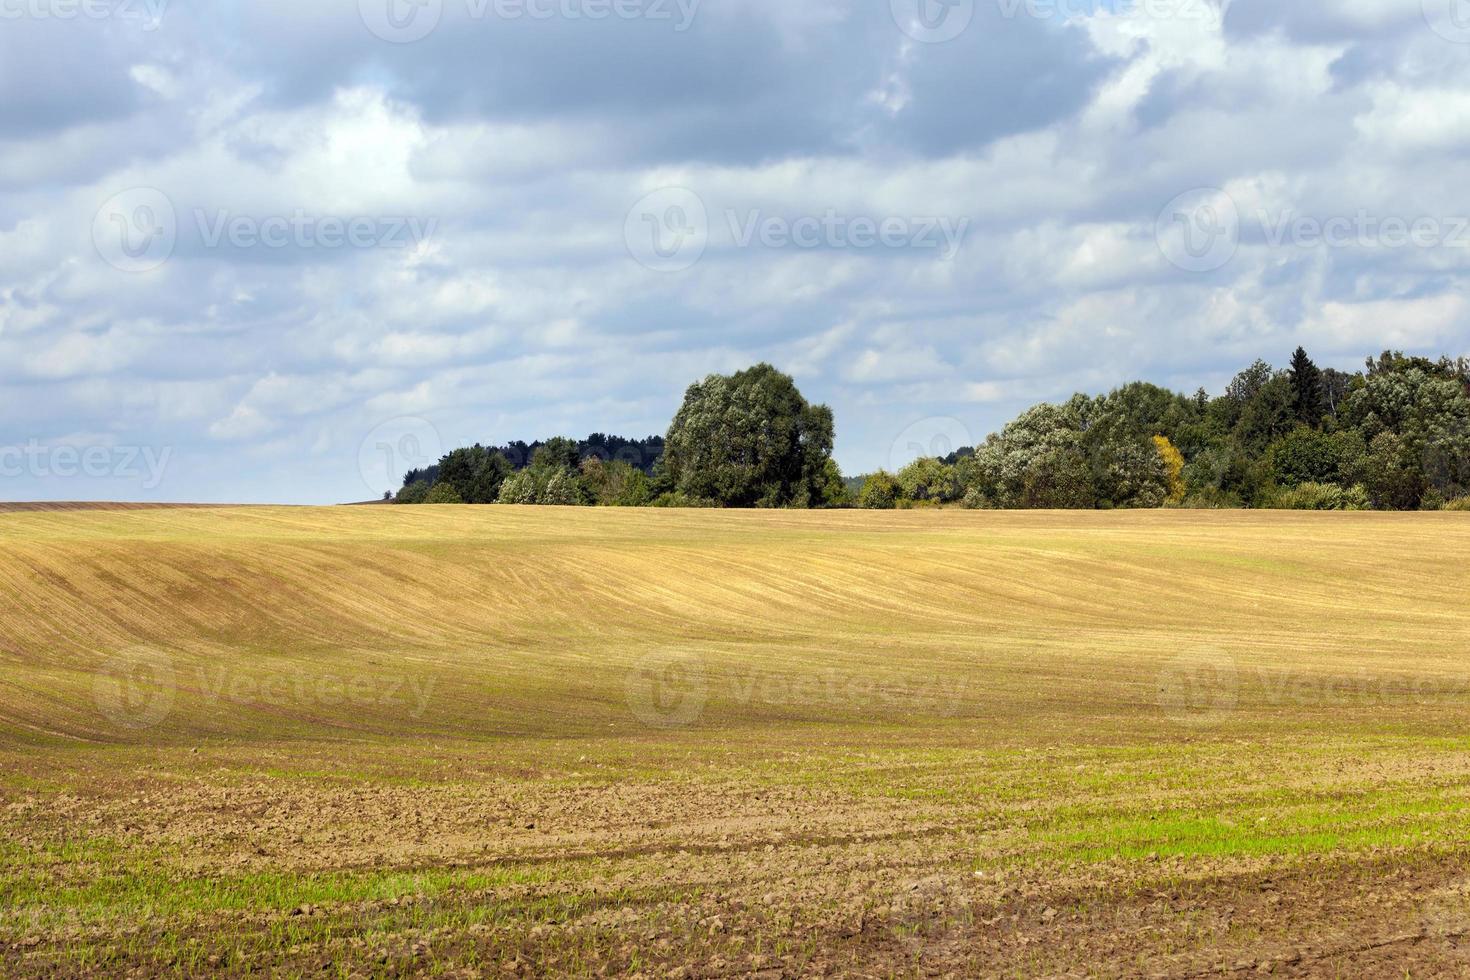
[663,364,835,508]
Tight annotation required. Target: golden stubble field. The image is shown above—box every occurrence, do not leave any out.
[2,506,1470,978]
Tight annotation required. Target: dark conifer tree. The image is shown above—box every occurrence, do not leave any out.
[1288,346,1325,427]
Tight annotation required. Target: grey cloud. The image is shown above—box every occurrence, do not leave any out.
[0,21,145,138]
[2,2,1469,502]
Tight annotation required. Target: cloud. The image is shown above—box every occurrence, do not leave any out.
[0,1,1468,501]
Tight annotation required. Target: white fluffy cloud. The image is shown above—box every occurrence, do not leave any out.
[1,0,1468,501]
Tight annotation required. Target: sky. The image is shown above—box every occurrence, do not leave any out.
[3,0,1470,503]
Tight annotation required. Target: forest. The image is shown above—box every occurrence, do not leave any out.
[393,352,1470,511]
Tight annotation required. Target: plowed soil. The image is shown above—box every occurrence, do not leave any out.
[2,507,1468,978]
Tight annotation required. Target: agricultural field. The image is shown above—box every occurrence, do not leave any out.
[2,506,1470,978]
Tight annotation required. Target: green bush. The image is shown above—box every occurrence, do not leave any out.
[423,483,464,505]
[817,459,852,508]
[1267,426,1348,486]
[539,468,586,506]
[580,458,653,507]
[1263,482,1369,511]
[496,470,538,505]
[856,472,900,510]
[1343,485,1370,510]
[1179,487,1244,509]
[650,492,720,508]
[961,487,993,510]
[1362,432,1428,510]
[1444,497,1470,511]
[394,480,431,505]
[614,471,653,507]
[896,458,961,503]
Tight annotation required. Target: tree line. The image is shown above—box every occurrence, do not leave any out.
[393,352,1470,511]
[395,434,665,506]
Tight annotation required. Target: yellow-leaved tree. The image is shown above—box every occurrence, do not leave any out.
[1153,435,1185,505]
